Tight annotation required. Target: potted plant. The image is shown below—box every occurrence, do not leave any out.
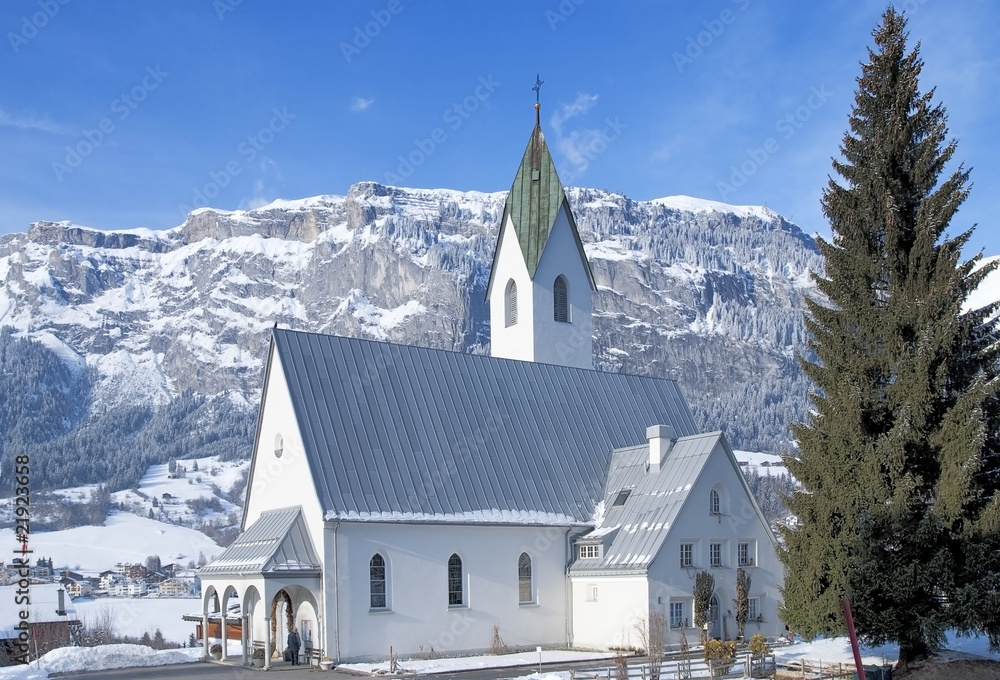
[251,648,266,667]
[210,643,222,660]
[320,655,333,671]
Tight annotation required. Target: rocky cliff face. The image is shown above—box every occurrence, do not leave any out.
[0,183,824,454]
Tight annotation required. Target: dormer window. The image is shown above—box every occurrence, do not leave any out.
[578,544,601,559]
[612,489,631,507]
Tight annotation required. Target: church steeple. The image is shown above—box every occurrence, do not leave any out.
[486,81,595,369]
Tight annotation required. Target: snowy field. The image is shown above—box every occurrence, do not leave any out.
[112,455,248,527]
[733,449,787,475]
[71,597,202,646]
[0,512,221,575]
[0,454,241,576]
[0,454,248,531]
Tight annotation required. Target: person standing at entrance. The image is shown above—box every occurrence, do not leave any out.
[287,626,301,665]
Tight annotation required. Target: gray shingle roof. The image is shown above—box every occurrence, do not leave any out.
[201,506,321,576]
[570,431,723,573]
[265,329,699,524]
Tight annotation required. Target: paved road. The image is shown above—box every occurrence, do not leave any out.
[50,657,619,680]
[51,661,355,679]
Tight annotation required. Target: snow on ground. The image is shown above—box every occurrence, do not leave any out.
[0,512,221,575]
[115,455,248,527]
[733,449,787,475]
[340,650,616,675]
[771,631,1000,666]
[0,633,997,679]
[0,645,200,680]
[71,597,202,645]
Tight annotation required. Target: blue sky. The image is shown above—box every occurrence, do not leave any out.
[2,1,998,256]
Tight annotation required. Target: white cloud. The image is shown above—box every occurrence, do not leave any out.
[0,107,67,135]
[549,93,598,136]
[350,97,374,112]
[239,159,283,210]
[548,93,602,179]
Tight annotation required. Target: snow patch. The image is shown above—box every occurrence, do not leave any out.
[327,508,585,526]
[650,194,778,221]
[336,290,426,340]
[0,644,200,679]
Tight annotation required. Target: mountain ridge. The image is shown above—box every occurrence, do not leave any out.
[0,182,851,492]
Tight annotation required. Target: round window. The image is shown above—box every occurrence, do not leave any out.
[274,433,284,458]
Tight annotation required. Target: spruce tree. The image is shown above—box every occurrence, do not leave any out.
[779,7,1000,667]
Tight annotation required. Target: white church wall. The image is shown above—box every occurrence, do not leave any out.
[243,347,325,547]
[331,522,571,661]
[531,204,593,369]
[569,574,649,650]
[648,441,784,641]
[489,215,534,362]
[242,346,330,655]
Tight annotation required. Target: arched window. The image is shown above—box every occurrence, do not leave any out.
[274,433,284,458]
[505,279,518,327]
[518,553,533,604]
[370,554,387,609]
[553,275,569,322]
[448,554,463,606]
[710,488,721,515]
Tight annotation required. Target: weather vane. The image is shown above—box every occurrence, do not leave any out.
[532,74,544,104]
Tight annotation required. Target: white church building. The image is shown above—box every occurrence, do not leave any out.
[198,103,783,666]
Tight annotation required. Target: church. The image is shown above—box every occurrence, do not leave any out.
[197,100,783,666]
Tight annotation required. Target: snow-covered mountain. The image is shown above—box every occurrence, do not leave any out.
[8,182,992,489]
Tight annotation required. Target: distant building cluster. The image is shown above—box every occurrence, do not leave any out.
[0,558,200,600]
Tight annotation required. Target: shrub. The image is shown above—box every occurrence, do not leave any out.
[704,639,737,678]
[748,633,771,658]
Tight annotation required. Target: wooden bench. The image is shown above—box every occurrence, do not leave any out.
[303,648,324,666]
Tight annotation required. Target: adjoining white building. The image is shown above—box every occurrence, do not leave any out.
[198,103,783,666]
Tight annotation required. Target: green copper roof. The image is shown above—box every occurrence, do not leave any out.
[486,108,596,297]
[503,117,564,277]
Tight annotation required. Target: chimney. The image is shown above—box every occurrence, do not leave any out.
[647,425,676,472]
[56,588,66,616]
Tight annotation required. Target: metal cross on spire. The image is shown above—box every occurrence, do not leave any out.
[532,74,544,104]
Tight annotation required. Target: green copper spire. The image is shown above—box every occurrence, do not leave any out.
[502,102,569,279]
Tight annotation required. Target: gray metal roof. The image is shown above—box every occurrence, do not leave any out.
[264,328,699,524]
[569,431,723,573]
[201,506,321,576]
